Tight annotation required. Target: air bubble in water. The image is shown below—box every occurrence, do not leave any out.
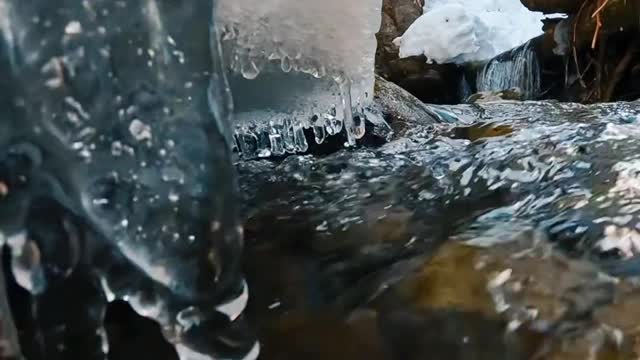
[268,52,280,61]
[7,232,46,295]
[236,131,259,158]
[352,111,366,140]
[161,166,185,183]
[241,60,260,80]
[129,119,152,141]
[280,56,292,73]
[324,108,343,136]
[269,133,285,155]
[293,125,308,152]
[282,118,296,153]
[168,190,180,203]
[311,115,326,144]
[256,132,271,158]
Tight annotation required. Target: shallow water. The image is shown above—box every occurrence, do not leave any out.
[238,99,640,359]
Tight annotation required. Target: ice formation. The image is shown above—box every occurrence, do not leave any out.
[395,0,548,64]
[0,0,257,359]
[215,0,384,157]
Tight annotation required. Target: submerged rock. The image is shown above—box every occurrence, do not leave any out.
[466,88,525,103]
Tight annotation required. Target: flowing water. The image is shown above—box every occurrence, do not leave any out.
[238,99,640,359]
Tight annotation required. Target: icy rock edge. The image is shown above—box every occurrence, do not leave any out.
[215,0,386,158]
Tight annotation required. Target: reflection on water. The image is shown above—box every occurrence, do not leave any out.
[239,100,640,359]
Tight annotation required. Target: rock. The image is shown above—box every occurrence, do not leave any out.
[519,0,583,14]
[450,121,514,141]
[518,0,640,102]
[373,75,439,134]
[375,0,423,77]
[466,88,525,103]
[386,59,463,104]
[375,0,464,104]
[377,238,640,359]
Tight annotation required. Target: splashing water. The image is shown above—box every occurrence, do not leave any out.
[476,41,541,100]
[215,0,384,157]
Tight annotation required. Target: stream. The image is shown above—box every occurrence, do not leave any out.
[1,0,640,359]
[239,99,640,359]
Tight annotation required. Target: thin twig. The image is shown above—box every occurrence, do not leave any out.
[604,40,640,101]
[572,1,590,88]
[591,0,611,18]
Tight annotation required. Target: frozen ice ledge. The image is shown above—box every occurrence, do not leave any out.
[215,0,384,158]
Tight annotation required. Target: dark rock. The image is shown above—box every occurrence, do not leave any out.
[519,0,584,14]
[386,58,463,104]
[375,0,464,104]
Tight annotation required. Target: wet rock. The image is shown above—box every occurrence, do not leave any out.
[451,121,514,141]
[467,88,525,103]
[258,311,388,360]
[373,75,439,134]
[377,237,640,360]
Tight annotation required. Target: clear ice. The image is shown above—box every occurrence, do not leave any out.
[0,0,256,359]
[215,0,383,157]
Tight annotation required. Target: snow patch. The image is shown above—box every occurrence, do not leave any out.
[395,0,549,64]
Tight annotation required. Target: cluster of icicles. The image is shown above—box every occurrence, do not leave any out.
[232,99,372,159]
[217,25,378,159]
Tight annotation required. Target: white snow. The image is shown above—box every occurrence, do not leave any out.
[394,0,550,64]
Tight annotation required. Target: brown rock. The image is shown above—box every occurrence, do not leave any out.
[375,0,423,77]
[375,235,640,359]
[375,0,465,104]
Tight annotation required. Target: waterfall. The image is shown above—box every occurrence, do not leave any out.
[476,41,541,100]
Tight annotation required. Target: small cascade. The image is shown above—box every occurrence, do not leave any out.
[476,41,541,100]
